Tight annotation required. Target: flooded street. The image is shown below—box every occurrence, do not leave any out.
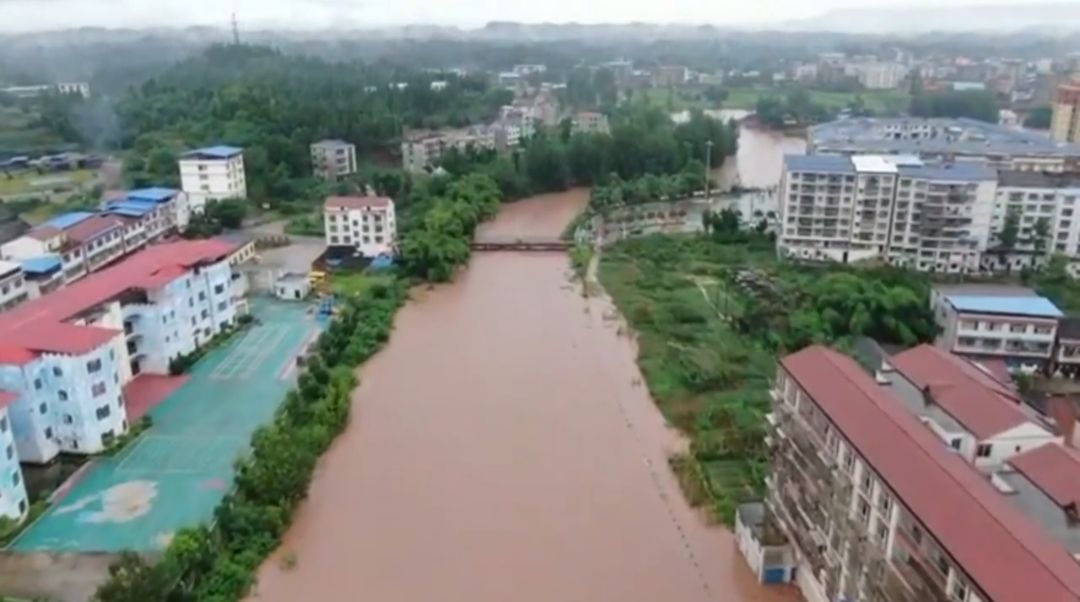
[251,188,797,601]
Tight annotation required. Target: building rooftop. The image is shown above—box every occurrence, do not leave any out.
[896,161,998,182]
[43,211,94,230]
[1002,443,1080,554]
[27,225,63,242]
[181,145,243,160]
[809,117,1080,158]
[125,187,179,203]
[999,170,1080,189]
[105,199,159,218]
[0,238,240,358]
[0,260,19,278]
[311,139,351,148]
[63,214,123,245]
[934,283,1039,297]
[783,154,854,174]
[945,294,1064,318]
[324,196,393,210]
[18,255,61,276]
[889,345,1035,439]
[781,346,1080,601]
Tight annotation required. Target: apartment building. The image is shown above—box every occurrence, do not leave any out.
[324,196,396,258]
[652,65,689,87]
[929,284,1062,364]
[179,146,246,213]
[778,154,997,273]
[17,256,63,299]
[0,82,89,99]
[0,261,28,311]
[761,345,1080,602]
[401,128,496,173]
[0,238,247,463]
[984,170,1080,272]
[881,344,1057,471]
[1051,84,1080,144]
[0,393,29,521]
[1,190,188,287]
[1056,317,1080,376]
[809,117,1080,173]
[310,139,358,180]
[850,62,907,90]
[571,111,611,135]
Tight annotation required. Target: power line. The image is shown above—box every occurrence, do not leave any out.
[231,12,240,45]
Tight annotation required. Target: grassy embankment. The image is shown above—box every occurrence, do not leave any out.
[597,233,934,523]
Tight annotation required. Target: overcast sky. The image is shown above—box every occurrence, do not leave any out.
[0,0,1062,33]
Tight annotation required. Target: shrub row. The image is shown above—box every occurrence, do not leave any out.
[168,315,255,376]
[93,280,407,602]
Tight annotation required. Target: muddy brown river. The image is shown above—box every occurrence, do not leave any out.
[251,187,800,601]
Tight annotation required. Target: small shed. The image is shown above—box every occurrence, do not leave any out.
[274,272,311,301]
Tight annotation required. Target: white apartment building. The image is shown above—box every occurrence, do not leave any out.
[929,284,1063,364]
[179,146,246,213]
[0,238,248,463]
[571,111,611,135]
[778,154,998,273]
[851,62,907,90]
[0,261,28,311]
[0,82,89,99]
[0,392,29,521]
[759,345,1080,602]
[310,139,357,181]
[401,128,495,173]
[324,196,396,258]
[984,171,1080,272]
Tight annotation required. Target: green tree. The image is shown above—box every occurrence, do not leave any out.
[1026,105,1052,129]
[1033,217,1051,253]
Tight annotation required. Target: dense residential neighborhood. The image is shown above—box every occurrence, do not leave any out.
[8,13,1080,602]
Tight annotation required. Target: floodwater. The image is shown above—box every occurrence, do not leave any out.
[251,189,799,601]
[713,110,807,191]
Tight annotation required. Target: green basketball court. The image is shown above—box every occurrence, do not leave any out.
[10,298,319,552]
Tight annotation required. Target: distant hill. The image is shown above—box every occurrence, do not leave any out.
[781,3,1080,34]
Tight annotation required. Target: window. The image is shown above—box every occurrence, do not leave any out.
[38,403,47,415]
[33,378,42,390]
[950,580,969,601]
[86,359,102,373]
[3,445,10,461]
[214,284,225,295]
[63,414,73,425]
[11,472,18,487]
[198,291,206,301]
[217,301,226,311]
[96,405,111,420]
[52,366,62,377]
[58,390,68,401]
[843,450,855,474]
[976,443,993,458]
[950,438,962,450]
[91,382,106,397]
[43,427,52,439]
[911,524,923,544]
[0,417,7,433]
[201,309,209,320]
[17,499,25,514]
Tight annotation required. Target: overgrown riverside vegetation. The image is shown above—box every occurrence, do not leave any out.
[597,233,936,523]
[92,281,407,602]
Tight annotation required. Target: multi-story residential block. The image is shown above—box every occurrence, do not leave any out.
[850,62,907,90]
[929,284,1062,364]
[0,82,89,99]
[512,64,546,77]
[0,238,248,463]
[778,154,997,273]
[179,146,246,213]
[0,393,29,521]
[17,256,64,299]
[880,344,1057,471]
[985,170,1080,272]
[401,128,496,173]
[310,139,358,181]
[760,345,1080,602]
[0,261,28,311]
[1055,317,1080,376]
[324,196,396,258]
[1050,83,1080,143]
[809,117,1080,173]
[571,111,611,135]
[652,65,688,87]
[1,189,189,288]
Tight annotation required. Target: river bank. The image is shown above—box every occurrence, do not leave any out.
[250,189,800,601]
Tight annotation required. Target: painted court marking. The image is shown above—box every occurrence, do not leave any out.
[114,434,247,475]
[210,326,289,380]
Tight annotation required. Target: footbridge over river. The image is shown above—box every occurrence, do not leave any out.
[471,235,570,252]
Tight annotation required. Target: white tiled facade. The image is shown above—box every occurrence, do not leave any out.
[0,262,28,311]
[179,148,246,213]
[324,197,397,258]
[779,155,998,273]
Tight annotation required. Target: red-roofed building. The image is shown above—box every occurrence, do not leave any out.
[0,238,249,464]
[323,195,396,258]
[760,346,1080,602]
[884,345,1057,471]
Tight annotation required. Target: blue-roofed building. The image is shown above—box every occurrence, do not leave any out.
[125,187,181,203]
[930,284,1063,366]
[17,255,63,298]
[178,146,246,214]
[43,211,94,231]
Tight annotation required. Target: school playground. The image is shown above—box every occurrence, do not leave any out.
[10,298,318,552]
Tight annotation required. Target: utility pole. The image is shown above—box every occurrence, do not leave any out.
[704,140,713,203]
[231,12,240,45]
